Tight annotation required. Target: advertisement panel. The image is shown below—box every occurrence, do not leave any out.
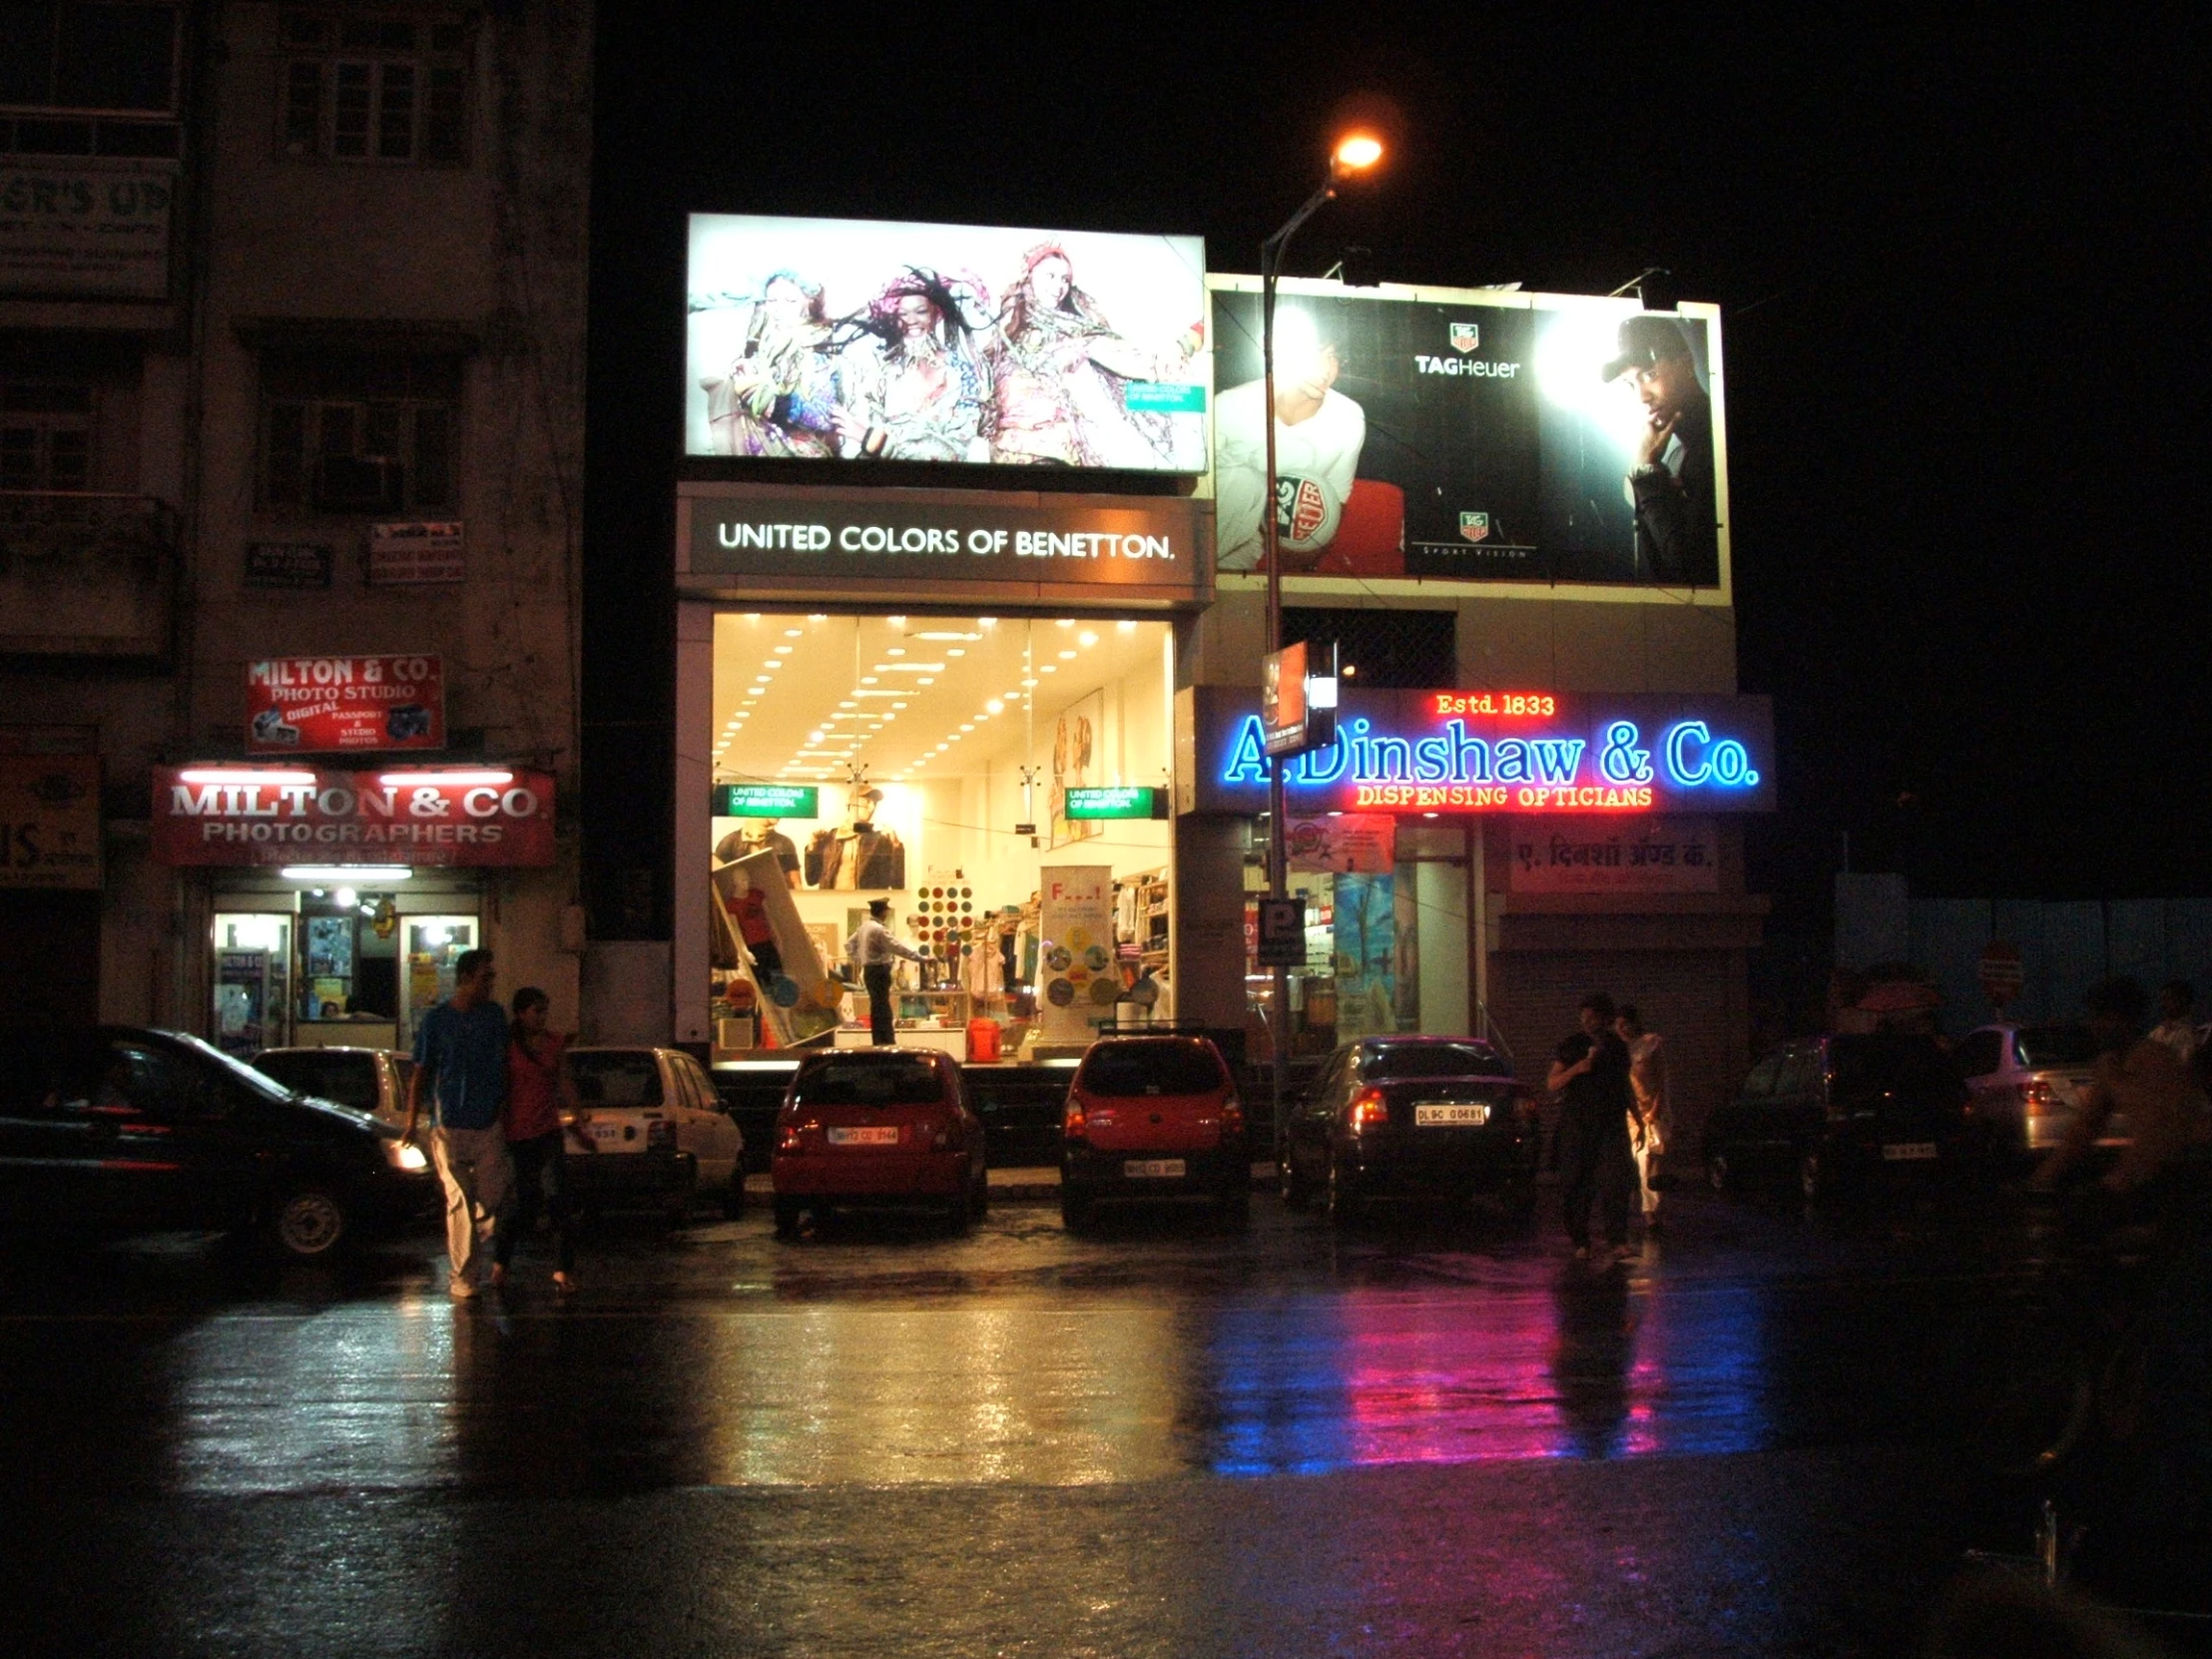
[686,215,1207,472]
[0,753,101,889]
[1179,687,1772,817]
[245,655,444,753]
[1209,279,1727,588]
[681,484,1208,604]
[1035,865,1116,1043]
[151,768,555,867]
[367,521,465,585]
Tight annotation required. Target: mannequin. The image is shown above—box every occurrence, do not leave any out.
[806,786,905,890]
[716,819,800,888]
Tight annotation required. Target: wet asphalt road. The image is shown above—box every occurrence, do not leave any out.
[0,1184,2188,1656]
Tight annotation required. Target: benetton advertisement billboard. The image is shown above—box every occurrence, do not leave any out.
[680,484,1209,604]
[245,655,444,753]
[1209,278,1728,589]
[1176,687,1772,816]
[151,768,555,866]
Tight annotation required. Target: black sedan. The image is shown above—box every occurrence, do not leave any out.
[1279,1037,1540,1226]
[0,1025,439,1261]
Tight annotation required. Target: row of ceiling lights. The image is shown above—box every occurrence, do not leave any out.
[710,616,1138,786]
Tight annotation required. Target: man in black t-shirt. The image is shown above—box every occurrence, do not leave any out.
[1547,990,1639,1265]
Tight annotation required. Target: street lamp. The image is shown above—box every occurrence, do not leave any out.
[1260,130,1383,1145]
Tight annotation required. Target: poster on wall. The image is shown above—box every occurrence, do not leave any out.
[1287,815,1394,873]
[1036,865,1115,1044]
[801,781,907,890]
[0,753,101,889]
[0,161,175,299]
[686,215,1208,471]
[1209,282,1726,588]
[1049,690,1105,849]
[245,655,444,753]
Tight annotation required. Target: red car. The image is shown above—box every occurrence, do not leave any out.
[1059,1035,1249,1230]
[771,1048,988,1235]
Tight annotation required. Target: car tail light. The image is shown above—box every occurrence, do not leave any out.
[777,1122,805,1154]
[2022,1080,2056,1115]
[1220,1095,1244,1137]
[931,1113,963,1151]
[1063,1093,1086,1141]
[646,1118,677,1149]
[1350,1088,1390,1133]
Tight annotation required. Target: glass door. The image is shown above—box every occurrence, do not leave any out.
[211,911,292,1054]
[399,916,477,1052]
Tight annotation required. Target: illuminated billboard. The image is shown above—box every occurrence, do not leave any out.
[686,215,1208,473]
[1208,279,1729,588]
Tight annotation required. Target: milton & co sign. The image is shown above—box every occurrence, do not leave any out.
[679,484,1210,606]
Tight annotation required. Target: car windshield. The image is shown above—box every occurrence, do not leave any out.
[565,1051,663,1107]
[1079,1043,1225,1097]
[794,1055,944,1107]
[254,1051,379,1112]
[2018,1025,2101,1068]
[1829,1036,1963,1099]
[170,1032,300,1106]
[1363,1044,1510,1081]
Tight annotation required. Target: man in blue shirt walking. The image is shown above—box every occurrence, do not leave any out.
[404,948,512,1298]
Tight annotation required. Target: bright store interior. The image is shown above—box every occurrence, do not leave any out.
[708,613,1174,1055]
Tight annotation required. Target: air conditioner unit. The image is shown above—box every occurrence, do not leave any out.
[313,455,402,512]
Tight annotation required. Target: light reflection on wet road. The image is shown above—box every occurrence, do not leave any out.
[1,1194,2001,1498]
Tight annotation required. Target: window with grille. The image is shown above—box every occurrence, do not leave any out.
[0,384,97,492]
[258,352,460,513]
[276,10,468,165]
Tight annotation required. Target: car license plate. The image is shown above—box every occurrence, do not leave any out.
[1414,1102,1489,1127]
[1123,1159,1186,1179]
[1882,1142,1938,1161]
[827,1126,900,1147]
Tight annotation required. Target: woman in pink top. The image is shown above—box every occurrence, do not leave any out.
[492,986,576,1290]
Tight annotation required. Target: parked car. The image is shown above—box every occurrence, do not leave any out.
[771,1048,988,1235]
[562,1046,745,1221]
[1278,1036,1538,1227]
[0,1025,437,1261]
[1703,1033,1974,1203]
[1953,1022,2127,1163]
[1059,1035,1248,1230]
[251,1046,413,1131]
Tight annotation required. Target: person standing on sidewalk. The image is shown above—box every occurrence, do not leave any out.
[1547,991,1637,1267]
[1615,1004,1671,1237]
[403,949,512,1300]
[492,986,577,1294]
[847,897,921,1046]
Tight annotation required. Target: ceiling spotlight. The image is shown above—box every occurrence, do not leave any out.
[1058,650,1076,660]
[1055,619,1074,629]
[783,628,802,638]
[860,676,879,685]
[1078,631,1098,647]
[946,648,965,657]
[839,700,856,708]
[978,617,996,627]
[774,646,793,655]
[959,724,974,733]
[915,631,981,641]
[1040,665,1057,674]
[886,615,905,626]
[1117,620,1136,633]
[1022,678,1039,689]
[809,613,829,621]
[916,677,935,686]
[891,702,907,710]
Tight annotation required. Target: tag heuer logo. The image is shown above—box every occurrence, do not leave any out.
[1458,512,1491,543]
[1448,321,1480,353]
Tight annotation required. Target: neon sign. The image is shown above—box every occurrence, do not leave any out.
[1188,688,1772,817]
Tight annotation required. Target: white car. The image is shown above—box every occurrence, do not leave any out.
[563,1046,746,1220]
[1953,1022,2128,1160]
[253,1046,414,1131]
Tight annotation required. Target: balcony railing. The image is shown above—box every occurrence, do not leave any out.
[0,491,178,660]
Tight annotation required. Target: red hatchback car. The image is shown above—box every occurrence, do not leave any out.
[1059,1035,1249,1230]
[771,1048,988,1235]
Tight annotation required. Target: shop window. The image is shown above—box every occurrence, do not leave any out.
[277,9,469,165]
[1283,606,1454,689]
[258,351,459,513]
[0,3,180,115]
[0,382,96,492]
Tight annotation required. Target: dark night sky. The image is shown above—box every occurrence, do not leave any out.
[584,9,2210,927]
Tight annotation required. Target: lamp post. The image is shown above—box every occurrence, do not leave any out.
[1261,132,1382,1149]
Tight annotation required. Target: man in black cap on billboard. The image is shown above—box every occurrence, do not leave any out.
[1603,315,1719,585]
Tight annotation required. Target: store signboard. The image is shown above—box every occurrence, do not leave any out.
[686,214,1207,471]
[151,767,556,867]
[243,542,333,591]
[713,784,819,818]
[1209,279,1728,590]
[1063,786,1164,821]
[367,522,465,585]
[1035,864,1116,1043]
[0,753,101,889]
[245,655,445,753]
[1507,818,1720,893]
[0,161,176,299]
[682,485,1208,601]
[1178,686,1773,817]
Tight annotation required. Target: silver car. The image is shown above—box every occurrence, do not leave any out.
[1954,1023,2128,1159]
